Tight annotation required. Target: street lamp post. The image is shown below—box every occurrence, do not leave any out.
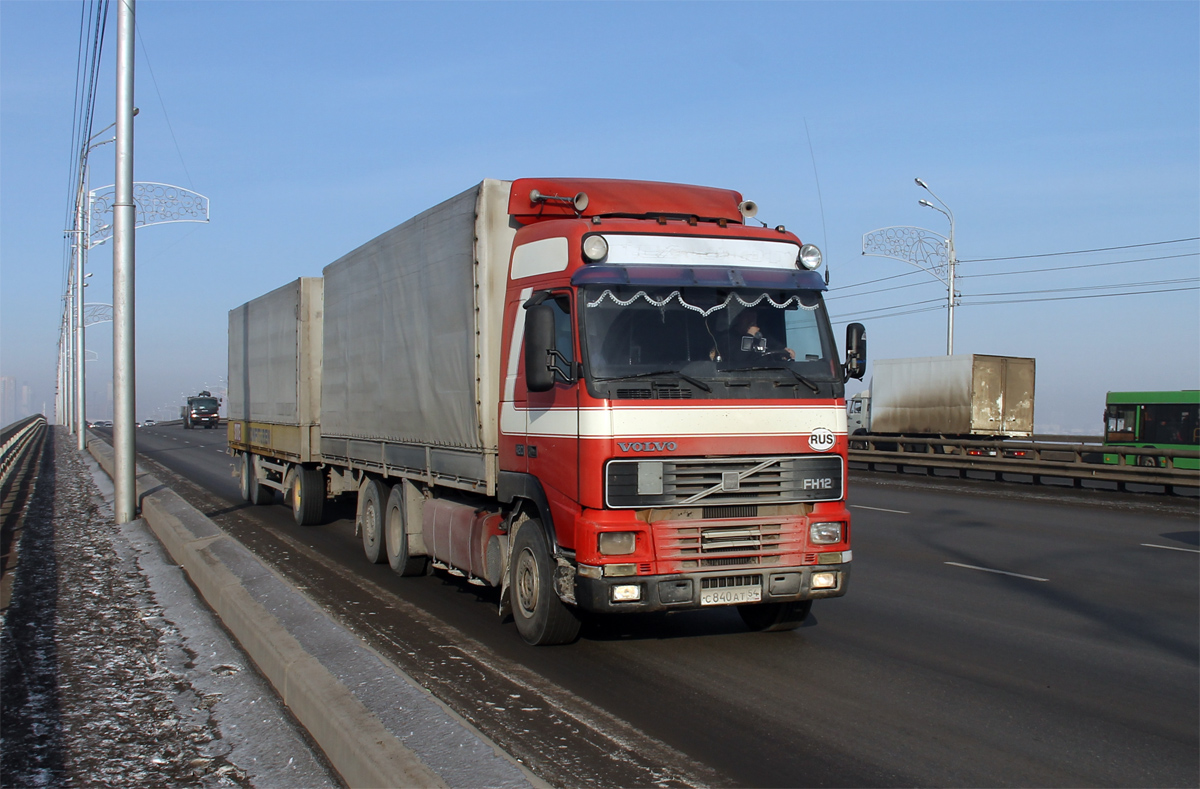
[861,180,959,355]
[915,179,957,355]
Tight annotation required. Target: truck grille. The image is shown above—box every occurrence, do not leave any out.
[606,455,843,508]
[654,520,806,569]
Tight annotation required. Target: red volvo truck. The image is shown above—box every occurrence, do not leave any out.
[228,178,866,645]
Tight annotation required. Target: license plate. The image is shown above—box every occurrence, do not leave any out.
[700,585,762,606]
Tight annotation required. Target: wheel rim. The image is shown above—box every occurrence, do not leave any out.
[515,548,539,618]
[364,500,378,547]
[292,477,302,514]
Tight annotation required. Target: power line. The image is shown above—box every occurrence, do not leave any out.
[958,252,1198,280]
[970,277,1198,299]
[963,285,1199,306]
[832,269,923,291]
[825,277,943,301]
[830,305,943,325]
[960,237,1199,264]
[134,20,193,190]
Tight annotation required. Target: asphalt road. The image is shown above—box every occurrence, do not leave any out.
[105,423,1200,788]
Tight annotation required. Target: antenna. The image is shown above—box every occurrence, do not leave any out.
[803,118,830,283]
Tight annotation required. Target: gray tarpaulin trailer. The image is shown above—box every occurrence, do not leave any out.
[864,354,1035,437]
[318,179,515,495]
[227,180,515,512]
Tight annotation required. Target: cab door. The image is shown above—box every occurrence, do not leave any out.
[521,291,581,534]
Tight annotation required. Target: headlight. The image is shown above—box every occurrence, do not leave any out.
[582,234,608,262]
[798,244,822,270]
[611,584,642,602]
[599,531,637,555]
[810,521,843,544]
[812,572,838,589]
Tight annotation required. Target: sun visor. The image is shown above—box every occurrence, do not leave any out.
[571,264,827,291]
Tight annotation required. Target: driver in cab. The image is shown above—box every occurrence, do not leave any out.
[729,307,794,361]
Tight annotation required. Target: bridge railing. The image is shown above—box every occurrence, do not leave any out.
[848,434,1200,495]
[2,414,49,612]
[2,416,48,494]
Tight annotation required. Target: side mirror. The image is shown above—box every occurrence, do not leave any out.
[844,322,866,381]
[525,304,556,392]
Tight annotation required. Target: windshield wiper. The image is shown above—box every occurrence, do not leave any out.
[724,365,820,393]
[596,369,712,393]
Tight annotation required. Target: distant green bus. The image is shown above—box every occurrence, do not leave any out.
[1104,390,1199,470]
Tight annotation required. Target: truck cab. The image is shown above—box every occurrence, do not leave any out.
[497,178,865,638]
[183,391,221,429]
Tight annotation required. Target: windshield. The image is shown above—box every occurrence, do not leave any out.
[191,398,219,410]
[581,285,839,388]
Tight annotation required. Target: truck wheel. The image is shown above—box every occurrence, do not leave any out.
[385,484,427,576]
[509,521,580,646]
[241,454,273,505]
[290,466,325,526]
[358,479,388,564]
[738,600,812,632]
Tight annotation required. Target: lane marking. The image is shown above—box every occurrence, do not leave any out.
[851,505,910,514]
[1140,543,1200,554]
[944,561,1048,582]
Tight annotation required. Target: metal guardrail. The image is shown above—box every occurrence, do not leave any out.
[1,415,48,494]
[849,434,1200,495]
[2,415,50,613]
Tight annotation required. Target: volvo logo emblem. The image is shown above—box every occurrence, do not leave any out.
[618,441,678,452]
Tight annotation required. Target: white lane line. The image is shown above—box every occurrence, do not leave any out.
[944,562,1049,582]
[851,505,910,514]
[1141,543,1200,554]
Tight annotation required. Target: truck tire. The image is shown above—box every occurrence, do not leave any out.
[358,479,388,564]
[510,520,581,646]
[290,466,325,526]
[385,484,427,576]
[241,454,273,505]
[738,600,812,632]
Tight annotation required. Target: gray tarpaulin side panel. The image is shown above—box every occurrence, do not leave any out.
[870,354,1035,436]
[228,279,310,424]
[322,181,515,453]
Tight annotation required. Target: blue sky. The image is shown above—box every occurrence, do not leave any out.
[2,1,1197,431]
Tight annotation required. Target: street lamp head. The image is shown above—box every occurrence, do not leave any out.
[915,177,928,189]
[919,199,934,208]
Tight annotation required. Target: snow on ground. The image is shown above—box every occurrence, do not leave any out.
[1,429,338,787]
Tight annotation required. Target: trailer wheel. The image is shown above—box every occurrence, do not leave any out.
[241,454,273,505]
[510,521,580,646]
[290,466,325,526]
[385,484,427,576]
[358,479,388,564]
[738,600,812,632]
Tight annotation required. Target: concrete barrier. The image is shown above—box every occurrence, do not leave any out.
[87,436,538,789]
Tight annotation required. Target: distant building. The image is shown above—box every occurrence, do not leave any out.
[0,376,15,426]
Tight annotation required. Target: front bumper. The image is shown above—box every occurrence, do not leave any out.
[574,563,851,614]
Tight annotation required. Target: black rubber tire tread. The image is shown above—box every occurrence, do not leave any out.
[385,484,428,576]
[509,520,581,646]
[247,455,274,505]
[358,478,388,564]
[738,599,812,632]
[291,466,325,526]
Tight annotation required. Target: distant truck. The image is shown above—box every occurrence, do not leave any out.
[182,391,221,430]
[227,178,867,645]
[847,355,1034,439]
